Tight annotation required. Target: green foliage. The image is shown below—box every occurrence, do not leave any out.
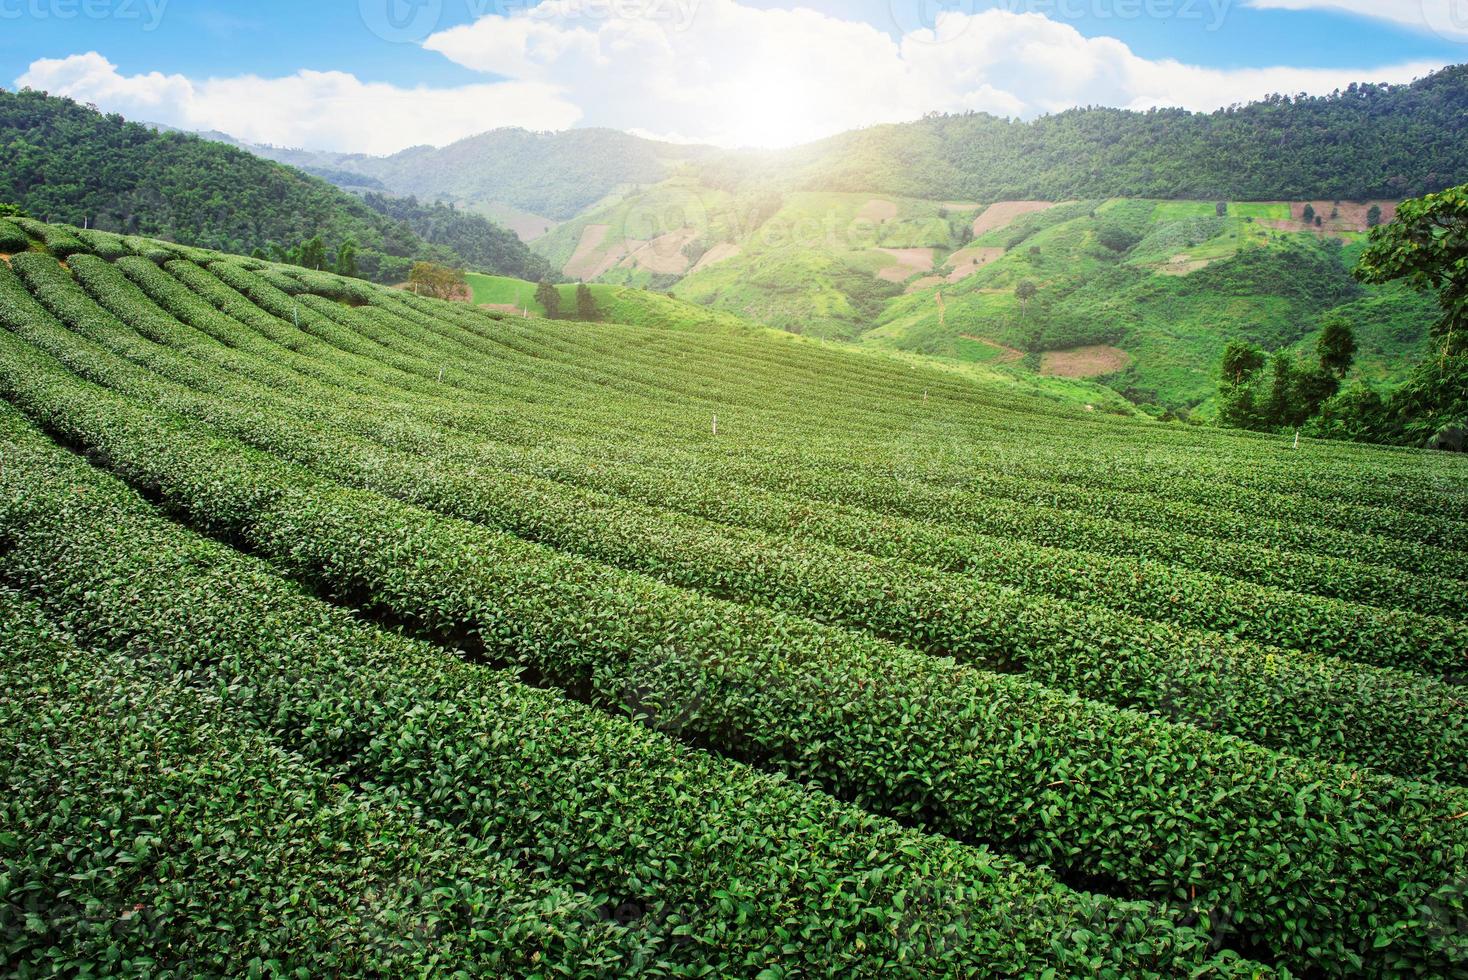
[536,278,562,318]
[360,192,554,282]
[334,237,358,278]
[575,282,600,321]
[0,89,544,283]
[0,217,30,252]
[0,222,1465,975]
[749,65,1468,202]
[1357,183,1468,352]
[1314,183,1468,448]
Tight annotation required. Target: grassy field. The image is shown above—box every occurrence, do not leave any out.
[1,221,1466,976]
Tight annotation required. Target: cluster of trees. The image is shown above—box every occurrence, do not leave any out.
[1218,184,1468,450]
[360,193,553,282]
[1218,319,1357,430]
[0,89,550,285]
[408,262,467,300]
[715,66,1468,204]
[535,280,601,321]
[253,236,360,278]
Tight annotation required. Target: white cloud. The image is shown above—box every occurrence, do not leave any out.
[1245,1,1468,42]
[14,51,582,155]
[424,3,1447,147]
[15,4,1450,154]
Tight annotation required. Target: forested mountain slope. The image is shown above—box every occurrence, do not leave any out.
[0,89,548,282]
[712,65,1468,202]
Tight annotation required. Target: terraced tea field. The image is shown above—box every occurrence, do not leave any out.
[1,221,1466,977]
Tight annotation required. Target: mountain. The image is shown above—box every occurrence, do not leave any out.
[0,89,548,283]
[707,65,1468,203]
[239,127,709,224]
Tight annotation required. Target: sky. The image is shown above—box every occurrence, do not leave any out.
[2,0,1466,153]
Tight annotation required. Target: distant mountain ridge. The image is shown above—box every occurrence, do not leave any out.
[0,90,550,282]
[235,128,710,223]
[215,64,1468,222]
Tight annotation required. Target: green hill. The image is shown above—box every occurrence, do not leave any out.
[534,185,1436,414]
[707,65,1468,203]
[0,89,548,283]
[1,219,1466,976]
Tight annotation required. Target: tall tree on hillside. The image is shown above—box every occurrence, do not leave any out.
[536,279,562,319]
[1216,202,1228,217]
[1367,205,1383,228]
[1015,280,1038,316]
[575,283,600,321]
[335,238,359,279]
[1302,204,1316,225]
[298,236,327,272]
[1317,316,1358,377]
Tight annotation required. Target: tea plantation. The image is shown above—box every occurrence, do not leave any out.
[0,221,1465,977]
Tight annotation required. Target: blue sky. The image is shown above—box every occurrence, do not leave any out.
[4,0,1464,151]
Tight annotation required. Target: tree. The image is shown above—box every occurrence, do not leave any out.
[1095,223,1141,253]
[1015,280,1038,315]
[1302,204,1316,224]
[297,235,327,271]
[1221,340,1266,384]
[0,203,29,218]
[1317,316,1357,377]
[535,279,562,318]
[1366,204,1383,228]
[575,283,600,321]
[408,261,466,300]
[335,238,358,279]
[1216,202,1228,217]
[1356,183,1468,355]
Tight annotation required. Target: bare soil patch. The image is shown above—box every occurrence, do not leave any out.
[1260,200,1398,235]
[874,247,934,283]
[1155,254,1212,276]
[690,242,742,275]
[858,199,899,223]
[905,275,946,294]
[946,245,1005,282]
[565,224,627,280]
[621,227,700,276]
[1040,345,1133,378]
[972,201,1056,238]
